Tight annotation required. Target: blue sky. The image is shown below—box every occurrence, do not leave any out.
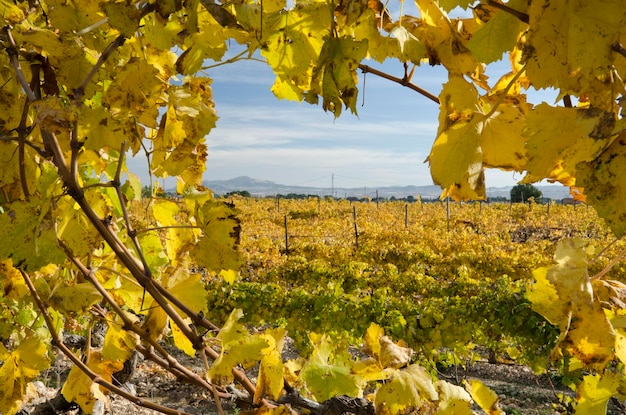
[203,55,555,190]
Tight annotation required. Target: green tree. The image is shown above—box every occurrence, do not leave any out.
[0,0,626,414]
[510,184,542,203]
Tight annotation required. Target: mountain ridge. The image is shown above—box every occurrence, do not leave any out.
[204,176,572,200]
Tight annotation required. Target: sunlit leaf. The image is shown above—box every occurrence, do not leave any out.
[465,379,504,415]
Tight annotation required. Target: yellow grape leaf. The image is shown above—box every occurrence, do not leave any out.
[171,319,196,357]
[379,336,413,369]
[524,0,626,94]
[375,364,438,415]
[526,238,615,370]
[252,404,297,415]
[0,200,66,271]
[363,322,385,357]
[300,333,359,401]
[468,0,527,64]
[102,321,139,362]
[62,351,124,414]
[209,309,268,385]
[48,283,102,315]
[152,199,181,227]
[141,300,169,342]
[577,132,626,237]
[574,373,622,415]
[0,336,50,415]
[307,36,368,118]
[428,76,485,200]
[479,95,531,172]
[220,269,237,285]
[103,58,163,128]
[465,379,504,415]
[435,380,473,415]
[522,104,613,186]
[190,200,242,272]
[0,259,30,300]
[254,327,286,403]
[262,2,329,101]
[102,1,141,37]
[168,273,208,316]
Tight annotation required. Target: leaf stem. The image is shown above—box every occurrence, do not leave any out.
[487,0,529,24]
[481,62,527,122]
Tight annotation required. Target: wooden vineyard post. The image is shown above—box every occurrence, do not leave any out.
[446,196,451,232]
[284,215,289,254]
[405,204,409,229]
[353,205,359,250]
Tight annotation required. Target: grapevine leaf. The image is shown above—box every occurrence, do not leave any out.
[522,104,613,186]
[0,336,50,415]
[479,95,530,171]
[219,269,237,285]
[468,0,527,64]
[574,373,622,415]
[102,1,141,37]
[0,260,30,300]
[62,351,124,414]
[363,322,385,357]
[307,36,368,118]
[379,336,413,369]
[141,300,169,342]
[102,320,139,362]
[374,364,438,415]
[254,327,286,403]
[435,380,473,415]
[168,273,207,316]
[300,333,359,401]
[576,132,626,237]
[190,200,242,272]
[48,283,102,315]
[526,238,615,370]
[171,319,196,357]
[524,0,626,94]
[0,200,65,271]
[209,309,268,385]
[465,379,504,415]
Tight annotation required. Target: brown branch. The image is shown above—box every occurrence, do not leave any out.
[19,268,199,415]
[358,64,440,104]
[74,34,126,101]
[3,26,37,101]
[612,42,626,59]
[487,0,529,24]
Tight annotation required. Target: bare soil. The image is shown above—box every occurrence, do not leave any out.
[21,342,625,415]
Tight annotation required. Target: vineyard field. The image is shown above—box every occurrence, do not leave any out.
[205,197,624,370]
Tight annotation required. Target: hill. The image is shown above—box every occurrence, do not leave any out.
[204,176,572,200]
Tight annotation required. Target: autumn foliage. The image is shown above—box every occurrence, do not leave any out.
[1,0,626,414]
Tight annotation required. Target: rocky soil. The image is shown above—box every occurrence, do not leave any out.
[19,343,625,415]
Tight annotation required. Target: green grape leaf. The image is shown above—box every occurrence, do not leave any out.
[0,200,66,271]
[301,333,359,401]
[308,36,368,118]
[209,309,268,385]
[526,238,615,370]
[375,364,438,415]
[49,283,102,315]
[465,379,504,415]
[468,0,528,64]
[576,132,626,237]
[190,200,242,272]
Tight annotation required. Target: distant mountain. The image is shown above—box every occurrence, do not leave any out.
[204,176,572,200]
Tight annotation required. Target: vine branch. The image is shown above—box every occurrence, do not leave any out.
[358,64,440,104]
